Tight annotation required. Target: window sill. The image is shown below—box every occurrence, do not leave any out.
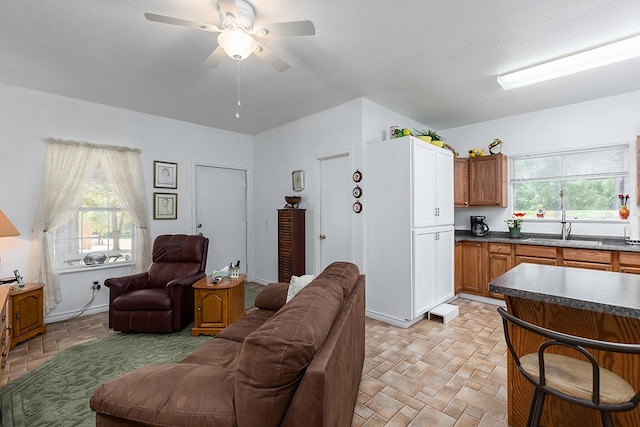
[59,262,133,275]
[522,217,628,224]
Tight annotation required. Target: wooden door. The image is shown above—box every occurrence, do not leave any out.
[460,242,484,295]
[454,158,469,207]
[469,154,507,207]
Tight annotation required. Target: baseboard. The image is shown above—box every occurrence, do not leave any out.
[365,311,423,328]
[458,293,506,307]
[44,303,109,324]
[248,276,273,286]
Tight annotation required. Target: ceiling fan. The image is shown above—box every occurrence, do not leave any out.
[145,0,316,72]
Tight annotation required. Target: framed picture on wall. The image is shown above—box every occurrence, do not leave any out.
[154,192,178,220]
[154,160,177,189]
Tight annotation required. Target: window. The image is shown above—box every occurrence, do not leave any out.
[55,164,134,269]
[511,144,629,220]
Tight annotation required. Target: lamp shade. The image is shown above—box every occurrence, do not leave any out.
[0,210,19,237]
[218,30,257,60]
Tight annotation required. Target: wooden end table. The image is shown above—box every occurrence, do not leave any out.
[192,274,246,337]
[9,283,47,349]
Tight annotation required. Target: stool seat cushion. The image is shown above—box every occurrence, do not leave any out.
[521,353,635,404]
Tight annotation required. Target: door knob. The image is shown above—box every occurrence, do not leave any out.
[320,234,326,240]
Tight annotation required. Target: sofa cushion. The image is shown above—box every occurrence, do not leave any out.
[90,364,237,427]
[112,288,172,311]
[181,338,242,368]
[286,274,315,302]
[234,279,344,427]
[253,282,288,311]
[314,261,360,298]
[215,309,277,343]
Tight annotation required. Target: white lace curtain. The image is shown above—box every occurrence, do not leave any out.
[28,138,152,312]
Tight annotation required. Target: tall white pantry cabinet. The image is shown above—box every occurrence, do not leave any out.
[365,136,454,328]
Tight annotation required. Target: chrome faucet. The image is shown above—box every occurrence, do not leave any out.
[560,190,571,240]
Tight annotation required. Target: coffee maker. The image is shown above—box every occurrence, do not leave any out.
[470,216,489,237]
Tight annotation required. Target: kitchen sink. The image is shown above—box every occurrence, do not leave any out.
[523,237,602,247]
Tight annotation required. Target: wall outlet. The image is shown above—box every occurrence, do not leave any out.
[92,281,101,290]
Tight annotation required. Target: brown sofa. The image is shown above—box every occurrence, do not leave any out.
[90,261,365,427]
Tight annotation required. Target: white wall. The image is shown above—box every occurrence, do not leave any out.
[251,98,431,284]
[0,83,252,322]
[443,90,640,238]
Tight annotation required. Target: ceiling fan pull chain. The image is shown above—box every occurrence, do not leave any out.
[235,60,241,119]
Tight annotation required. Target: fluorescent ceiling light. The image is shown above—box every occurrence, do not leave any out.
[497,33,640,90]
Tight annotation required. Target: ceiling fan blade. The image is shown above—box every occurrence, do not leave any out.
[144,12,220,32]
[217,0,240,23]
[254,44,290,72]
[203,46,227,68]
[253,20,316,37]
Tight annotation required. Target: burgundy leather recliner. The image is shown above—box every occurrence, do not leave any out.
[105,234,209,333]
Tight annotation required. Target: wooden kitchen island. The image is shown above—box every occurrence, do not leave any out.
[489,263,640,427]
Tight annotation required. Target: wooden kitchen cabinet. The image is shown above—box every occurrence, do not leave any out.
[459,241,485,295]
[619,251,640,274]
[468,153,508,207]
[9,283,46,349]
[562,248,613,271]
[487,243,511,299]
[454,158,469,207]
[454,242,463,294]
[514,244,558,266]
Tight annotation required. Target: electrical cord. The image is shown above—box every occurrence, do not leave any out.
[69,286,99,320]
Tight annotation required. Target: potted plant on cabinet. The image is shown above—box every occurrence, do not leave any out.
[506,217,523,237]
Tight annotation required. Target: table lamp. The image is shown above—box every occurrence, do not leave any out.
[0,210,20,267]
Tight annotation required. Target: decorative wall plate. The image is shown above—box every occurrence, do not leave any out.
[353,186,362,198]
[352,170,362,182]
[353,201,362,213]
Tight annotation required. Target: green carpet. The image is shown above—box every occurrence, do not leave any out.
[1,328,210,426]
[0,283,263,427]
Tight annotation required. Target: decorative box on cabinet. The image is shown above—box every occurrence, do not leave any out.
[9,283,47,350]
[278,209,305,283]
[468,153,508,207]
[366,136,454,327]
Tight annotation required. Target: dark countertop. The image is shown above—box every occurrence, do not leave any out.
[489,263,640,320]
[454,230,640,252]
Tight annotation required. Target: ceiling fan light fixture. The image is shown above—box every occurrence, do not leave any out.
[497,33,640,90]
[218,30,257,60]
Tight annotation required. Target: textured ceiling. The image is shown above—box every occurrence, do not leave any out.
[1,0,640,135]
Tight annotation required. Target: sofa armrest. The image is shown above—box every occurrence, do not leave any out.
[254,282,289,311]
[104,272,149,295]
[166,272,206,289]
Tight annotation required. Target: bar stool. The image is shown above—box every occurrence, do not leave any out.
[498,307,640,426]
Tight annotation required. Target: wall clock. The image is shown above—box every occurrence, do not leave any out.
[292,170,304,191]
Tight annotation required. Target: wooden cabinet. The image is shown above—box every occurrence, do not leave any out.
[0,286,9,377]
[454,158,469,207]
[459,241,485,295]
[487,243,511,299]
[454,242,463,294]
[562,248,613,271]
[619,252,640,274]
[278,209,305,283]
[192,275,246,336]
[9,283,46,349]
[468,153,508,207]
[515,244,557,266]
